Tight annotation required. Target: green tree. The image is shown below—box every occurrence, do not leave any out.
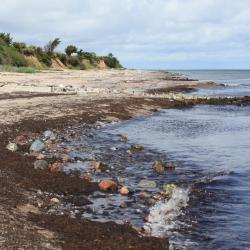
[12,42,26,52]
[44,38,61,55]
[65,45,78,56]
[0,33,12,46]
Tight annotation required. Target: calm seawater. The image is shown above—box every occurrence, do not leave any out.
[170,69,250,96]
[101,70,250,249]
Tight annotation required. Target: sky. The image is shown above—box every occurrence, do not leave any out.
[0,0,250,69]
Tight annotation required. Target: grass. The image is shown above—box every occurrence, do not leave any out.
[0,65,38,73]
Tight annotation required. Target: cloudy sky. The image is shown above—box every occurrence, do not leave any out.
[1,0,250,69]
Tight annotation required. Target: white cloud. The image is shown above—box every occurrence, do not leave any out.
[0,0,250,68]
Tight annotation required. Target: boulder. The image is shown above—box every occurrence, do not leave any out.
[34,160,49,170]
[138,180,157,189]
[30,140,45,152]
[99,180,117,192]
[6,142,18,152]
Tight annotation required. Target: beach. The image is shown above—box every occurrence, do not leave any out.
[1,69,250,249]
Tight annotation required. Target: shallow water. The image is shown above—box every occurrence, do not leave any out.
[100,105,250,249]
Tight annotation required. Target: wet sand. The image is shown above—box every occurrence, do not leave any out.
[0,69,249,249]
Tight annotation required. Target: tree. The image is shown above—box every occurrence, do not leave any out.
[65,45,78,56]
[0,33,12,46]
[44,38,61,55]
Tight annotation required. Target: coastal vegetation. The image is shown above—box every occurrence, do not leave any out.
[0,32,122,72]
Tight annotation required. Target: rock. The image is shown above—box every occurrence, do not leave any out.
[36,154,46,160]
[153,160,165,174]
[34,160,49,170]
[165,162,176,170]
[6,142,18,152]
[91,161,108,173]
[50,162,64,173]
[120,135,128,142]
[30,140,45,152]
[43,130,55,139]
[120,186,130,195]
[99,180,117,192]
[15,135,29,145]
[143,215,149,222]
[162,184,177,198]
[138,180,157,189]
[50,197,60,203]
[131,144,144,151]
[110,147,117,151]
[126,149,133,155]
[146,198,157,206]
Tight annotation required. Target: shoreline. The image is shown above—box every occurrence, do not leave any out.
[1,69,249,249]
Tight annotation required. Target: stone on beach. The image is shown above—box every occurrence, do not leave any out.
[91,161,108,173]
[34,160,49,170]
[43,130,56,139]
[120,186,130,195]
[15,135,30,145]
[50,197,60,204]
[6,142,18,152]
[138,180,157,189]
[99,180,117,192]
[30,139,45,152]
[50,162,64,173]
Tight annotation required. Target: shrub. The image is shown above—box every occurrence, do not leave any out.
[37,52,52,67]
[23,46,36,56]
[103,54,122,68]
[56,52,67,65]
[12,42,26,52]
[68,56,80,67]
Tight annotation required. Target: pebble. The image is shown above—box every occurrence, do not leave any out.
[44,130,56,139]
[120,135,128,142]
[34,160,49,170]
[50,197,60,203]
[6,142,18,152]
[15,135,29,145]
[91,161,108,173]
[126,149,133,155]
[120,186,130,195]
[165,162,176,170]
[30,139,45,152]
[99,180,117,192]
[50,162,64,173]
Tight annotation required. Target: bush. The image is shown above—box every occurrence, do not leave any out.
[12,42,26,52]
[68,56,80,67]
[103,54,121,68]
[37,52,52,67]
[23,46,35,56]
[0,65,37,73]
[56,52,67,65]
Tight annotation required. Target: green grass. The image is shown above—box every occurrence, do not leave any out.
[0,65,38,73]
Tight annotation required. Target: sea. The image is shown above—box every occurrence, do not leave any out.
[65,70,250,250]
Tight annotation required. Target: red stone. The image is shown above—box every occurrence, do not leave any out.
[98,180,117,192]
